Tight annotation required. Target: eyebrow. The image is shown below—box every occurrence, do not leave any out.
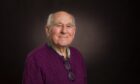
[53,22,74,25]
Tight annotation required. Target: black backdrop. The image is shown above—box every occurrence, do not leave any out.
[1,0,138,84]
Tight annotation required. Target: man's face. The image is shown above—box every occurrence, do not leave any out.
[46,12,76,47]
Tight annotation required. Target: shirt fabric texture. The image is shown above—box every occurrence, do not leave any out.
[22,43,87,84]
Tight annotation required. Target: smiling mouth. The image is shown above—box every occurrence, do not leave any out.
[59,36,68,38]
[59,37,68,40]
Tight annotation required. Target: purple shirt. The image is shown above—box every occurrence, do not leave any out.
[22,43,87,84]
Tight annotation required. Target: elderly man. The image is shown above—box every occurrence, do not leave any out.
[22,11,87,84]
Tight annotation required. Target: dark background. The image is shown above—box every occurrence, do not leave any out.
[1,0,138,84]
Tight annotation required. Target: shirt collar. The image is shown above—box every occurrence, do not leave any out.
[51,45,71,59]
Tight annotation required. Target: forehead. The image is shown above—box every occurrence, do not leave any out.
[52,12,73,23]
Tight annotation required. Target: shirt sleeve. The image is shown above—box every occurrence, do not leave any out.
[82,59,88,84]
[22,54,44,84]
[78,51,88,84]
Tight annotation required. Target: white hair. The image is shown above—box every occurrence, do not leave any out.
[46,11,76,28]
[46,13,53,27]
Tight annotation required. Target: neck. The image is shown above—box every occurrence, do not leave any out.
[52,45,68,59]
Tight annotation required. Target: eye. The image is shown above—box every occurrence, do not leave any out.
[67,25,73,28]
[54,24,62,27]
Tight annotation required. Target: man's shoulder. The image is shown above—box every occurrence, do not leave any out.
[70,46,85,62]
[70,46,82,55]
[26,43,48,60]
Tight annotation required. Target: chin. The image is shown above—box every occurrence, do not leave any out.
[53,40,73,47]
[57,42,71,47]
[59,44,70,47]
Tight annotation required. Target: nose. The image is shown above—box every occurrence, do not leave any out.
[61,25,67,34]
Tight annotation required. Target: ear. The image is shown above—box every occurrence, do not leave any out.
[45,27,50,37]
[73,27,76,36]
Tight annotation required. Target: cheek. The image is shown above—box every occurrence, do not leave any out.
[69,29,76,37]
[51,29,60,37]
